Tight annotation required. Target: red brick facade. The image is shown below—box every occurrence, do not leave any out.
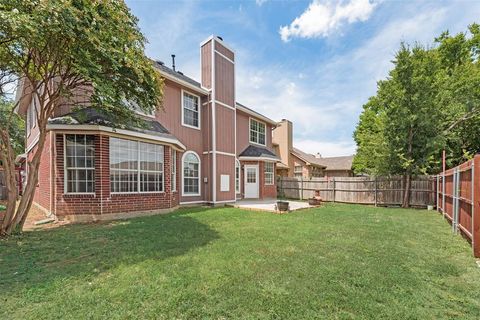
[31,132,180,221]
[240,160,277,200]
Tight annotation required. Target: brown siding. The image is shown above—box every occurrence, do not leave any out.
[201,41,212,89]
[216,153,236,202]
[215,106,235,154]
[215,41,234,61]
[214,53,235,107]
[235,109,274,155]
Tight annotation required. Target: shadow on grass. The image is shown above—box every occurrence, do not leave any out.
[0,207,219,294]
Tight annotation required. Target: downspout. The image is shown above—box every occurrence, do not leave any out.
[211,38,217,204]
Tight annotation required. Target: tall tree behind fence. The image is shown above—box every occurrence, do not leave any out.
[437,154,480,257]
[277,176,436,207]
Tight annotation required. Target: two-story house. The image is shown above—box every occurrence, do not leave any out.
[16,36,280,222]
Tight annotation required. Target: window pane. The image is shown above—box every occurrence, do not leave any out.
[183,152,200,194]
[183,92,199,128]
[65,135,95,193]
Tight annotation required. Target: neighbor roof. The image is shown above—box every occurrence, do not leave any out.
[292,147,353,171]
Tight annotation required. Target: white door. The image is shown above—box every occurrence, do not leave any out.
[244,165,259,198]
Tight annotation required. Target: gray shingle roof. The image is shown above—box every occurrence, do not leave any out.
[154,61,202,89]
[239,145,280,160]
[48,107,172,138]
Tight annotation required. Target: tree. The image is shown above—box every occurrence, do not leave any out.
[354,24,480,207]
[0,97,24,158]
[0,0,163,235]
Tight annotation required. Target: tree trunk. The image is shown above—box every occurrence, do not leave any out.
[402,173,411,208]
[0,130,18,236]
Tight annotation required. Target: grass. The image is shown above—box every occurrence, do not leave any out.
[1,204,479,319]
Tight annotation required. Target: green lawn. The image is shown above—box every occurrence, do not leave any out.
[1,204,479,319]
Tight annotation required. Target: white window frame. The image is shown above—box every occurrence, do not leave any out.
[294,165,303,178]
[264,162,274,185]
[235,159,241,193]
[64,134,96,194]
[171,149,177,192]
[181,89,201,130]
[109,137,165,194]
[182,151,201,196]
[249,118,266,146]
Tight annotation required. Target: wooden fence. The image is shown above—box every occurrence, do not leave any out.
[437,154,480,257]
[277,176,436,208]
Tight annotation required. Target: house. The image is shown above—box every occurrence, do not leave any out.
[16,36,280,222]
[272,119,354,178]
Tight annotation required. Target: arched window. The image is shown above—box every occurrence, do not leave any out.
[235,159,241,193]
[182,151,200,196]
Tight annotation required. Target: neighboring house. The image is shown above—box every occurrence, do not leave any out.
[16,36,280,222]
[272,119,354,178]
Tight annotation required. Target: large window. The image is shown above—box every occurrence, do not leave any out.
[171,149,176,192]
[182,91,200,129]
[265,162,274,185]
[235,160,240,193]
[249,118,266,145]
[110,137,164,193]
[183,151,200,195]
[65,135,95,193]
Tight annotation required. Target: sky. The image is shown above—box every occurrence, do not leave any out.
[125,0,480,157]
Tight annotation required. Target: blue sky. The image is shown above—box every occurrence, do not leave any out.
[126,0,480,156]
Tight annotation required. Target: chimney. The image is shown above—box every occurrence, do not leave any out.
[171,54,176,71]
[315,152,321,159]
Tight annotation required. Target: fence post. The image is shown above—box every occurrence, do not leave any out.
[374,176,378,207]
[442,168,446,218]
[300,176,304,200]
[473,155,480,258]
[332,177,336,203]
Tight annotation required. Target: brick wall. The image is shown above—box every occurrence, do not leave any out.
[30,131,52,214]
[54,133,178,219]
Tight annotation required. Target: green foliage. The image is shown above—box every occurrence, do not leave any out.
[0,0,163,122]
[0,97,24,157]
[354,24,480,175]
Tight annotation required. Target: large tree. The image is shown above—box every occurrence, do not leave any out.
[0,0,163,235]
[353,24,480,207]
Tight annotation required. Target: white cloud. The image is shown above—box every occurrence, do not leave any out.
[295,139,356,157]
[256,0,268,6]
[280,0,378,42]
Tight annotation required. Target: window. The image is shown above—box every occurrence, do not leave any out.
[27,99,37,136]
[265,162,274,185]
[110,137,164,193]
[183,151,200,195]
[182,91,200,128]
[249,118,266,145]
[294,165,303,178]
[65,135,95,193]
[171,149,176,191]
[235,160,240,193]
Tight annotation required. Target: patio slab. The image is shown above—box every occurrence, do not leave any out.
[233,199,314,213]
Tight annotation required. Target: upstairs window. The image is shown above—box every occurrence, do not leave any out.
[182,91,200,129]
[265,162,274,185]
[249,118,266,145]
[65,135,95,193]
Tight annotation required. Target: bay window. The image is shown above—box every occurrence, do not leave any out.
[110,137,164,193]
[65,134,95,193]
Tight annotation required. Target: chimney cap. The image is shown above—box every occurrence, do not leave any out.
[217,36,223,41]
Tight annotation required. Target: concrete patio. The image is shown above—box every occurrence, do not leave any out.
[233,199,314,213]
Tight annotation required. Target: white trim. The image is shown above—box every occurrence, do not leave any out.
[180,200,205,205]
[181,150,201,197]
[46,124,186,150]
[249,117,267,146]
[236,103,277,126]
[215,100,235,111]
[157,69,209,95]
[211,37,217,203]
[215,50,234,64]
[63,134,96,194]
[181,89,201,130]
[212,199,236,204]
[239,156,280,162]
[235,159,241,194]
[171,149,177,192]
[202,150,236,157]
[26,134,40,153]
